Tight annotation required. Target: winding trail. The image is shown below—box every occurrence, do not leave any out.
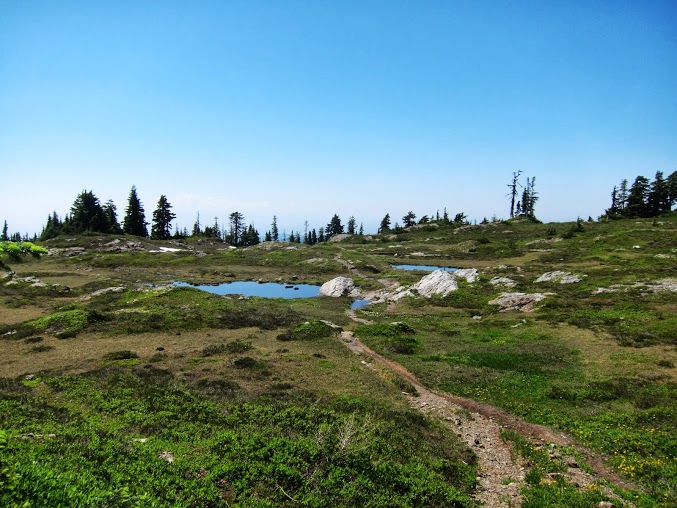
[338,328,636,507]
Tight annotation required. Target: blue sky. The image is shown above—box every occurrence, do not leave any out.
[1,0,675,237]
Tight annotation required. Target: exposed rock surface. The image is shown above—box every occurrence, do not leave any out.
[490,276,517,288]
[411,270,459,297]
[593,278,677,294]
[455,268,479,283]
[81,286,126,300]
[47,247,85,257]
[489,292,549,312]
[535,271,582,284]
[320,276,360,297]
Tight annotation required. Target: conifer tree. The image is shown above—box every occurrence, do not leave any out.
[103,200,123,234]
[618,179,629,211]
[667,171,677,210]
[378,214,391,233]
[325,214,344,240]
[264,231,272,242]
[1,221,7,241]
[359,223,364,236]
[150,195,176,240]
[648,171,670,216]
[192,212,202,237]
[402,211,416,228]
[228,212,245,246]
[311,229,318,244]
[123,186,148,237]
[271,216,279,242]
[70,190,108,233]
[318,227,325,243]
[507,170,523,218]
[625,176,651,218]
[347,216,356,235]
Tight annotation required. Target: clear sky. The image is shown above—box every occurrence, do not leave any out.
[1,0,676,237]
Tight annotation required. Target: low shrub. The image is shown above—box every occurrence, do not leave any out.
[103,350,139,361]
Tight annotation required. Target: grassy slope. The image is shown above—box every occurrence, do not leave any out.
[1,216,676,506]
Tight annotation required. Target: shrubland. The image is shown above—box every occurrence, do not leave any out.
[1,214,675,506]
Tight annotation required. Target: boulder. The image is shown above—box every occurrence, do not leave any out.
[535,271,582,284]
[411,270,458,297]
[490,276,517,288]
[488,292,549,312]
[320,277,360,297]
[455,268,479,283]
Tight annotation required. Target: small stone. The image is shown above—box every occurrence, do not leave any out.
[159,451,175,463]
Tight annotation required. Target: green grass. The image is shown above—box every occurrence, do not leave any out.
[0,366,476,507]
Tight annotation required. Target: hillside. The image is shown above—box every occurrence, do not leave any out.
[1,216,675,507]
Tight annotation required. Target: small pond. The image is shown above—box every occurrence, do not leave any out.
[391,264,457,272]
[174,281,321,299]
[350,299,370,310]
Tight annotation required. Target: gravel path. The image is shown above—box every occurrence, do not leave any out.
[338,330,634,507]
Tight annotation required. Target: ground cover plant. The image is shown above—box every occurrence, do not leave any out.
[1,215,676,506]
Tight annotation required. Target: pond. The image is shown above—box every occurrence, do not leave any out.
[350,299,370,310]
[174,281,321,299]
[391,264,457,272]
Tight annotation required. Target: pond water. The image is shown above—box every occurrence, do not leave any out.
[391,264,457,272]
[174,281,321,299]
[350,299,370,310]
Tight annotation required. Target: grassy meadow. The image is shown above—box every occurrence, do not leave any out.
[1,215,676,506]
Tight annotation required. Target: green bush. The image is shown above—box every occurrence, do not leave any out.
[103,350,139,361]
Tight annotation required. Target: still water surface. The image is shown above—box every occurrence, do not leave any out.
[391,264,457,272]
[174,281,321,299]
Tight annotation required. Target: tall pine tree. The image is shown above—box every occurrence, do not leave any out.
[123,186,148,237]
[150,195,176,240]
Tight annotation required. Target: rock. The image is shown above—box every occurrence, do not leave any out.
[598,502,616,508]
[81,286,126,300]
[411,270,458,297]
[488,292,549,312]
[320,277,360,297]
[490,276,517,288]
[159,451,175,463]
[535,271,582,284]
[455,268,479,283]
[328,234,351,243]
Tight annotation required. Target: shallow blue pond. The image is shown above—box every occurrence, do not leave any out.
[174,281,321,299]
[391,264,457,272]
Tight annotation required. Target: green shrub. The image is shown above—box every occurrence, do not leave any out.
[103,350,139,361]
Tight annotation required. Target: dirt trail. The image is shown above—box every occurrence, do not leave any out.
[338,330,635,507]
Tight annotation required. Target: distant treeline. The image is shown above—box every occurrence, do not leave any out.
[26,186,473,245]
[604,171,677,219]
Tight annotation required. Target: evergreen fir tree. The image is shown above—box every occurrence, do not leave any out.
[648,171,670,216]
[667,171,677,210]
[70,190,108,233]
[318,227,325,243]
[402,211,416,228]
[123,186,148,237]
[378,214,391,233]
[1,221,7,241]
[228,212,245,246]
[625,176,651,218]
[325,214,344,240]
[347,216,356,235]
[150,195,176,240]
[192,212,202,237]
[103,200,123,234]
[618,179,629,211]
[271,216,279,242]
[507,170,522,218]
[359,223,364,235]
